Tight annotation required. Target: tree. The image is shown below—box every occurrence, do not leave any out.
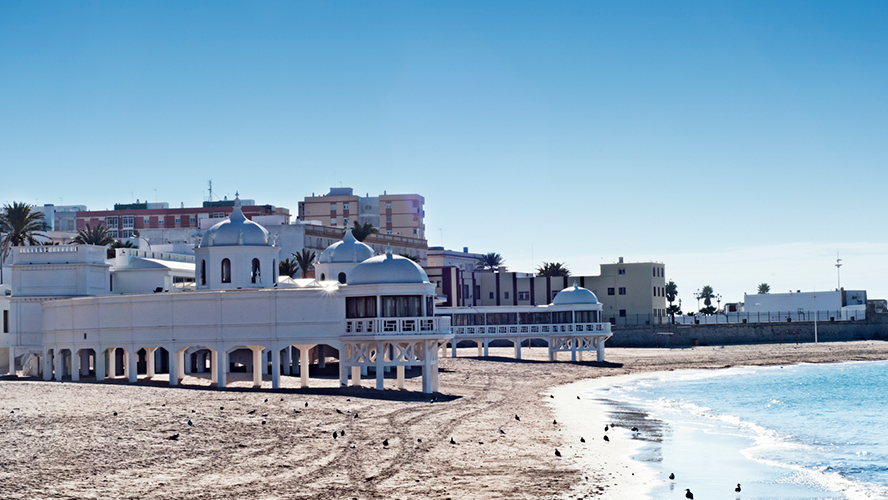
[536,262,570,277]
[475,252,506,272]
[279,258,299,279]
[350,221,378,242]
[696,285,716,315]
[107,239,135,259]
[292,249,317,279]
[73,223,114,246]
[665,280,681,323]
[757,283,770,294]
[0,202,49,283]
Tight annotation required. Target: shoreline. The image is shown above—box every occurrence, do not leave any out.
[2,341,888,499]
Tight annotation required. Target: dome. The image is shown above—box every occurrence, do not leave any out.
[199,195,270,248]
[552,282,599,305]
[348,248,429,285]
[319,230,375,263]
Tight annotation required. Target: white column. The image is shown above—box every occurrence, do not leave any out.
[271,348,280,389]
[571,338,577,362]
[578,350,584,362]
[71,350,80,381]
[6,346,14,376]
[422,342,432,394]
[597,336,605,362]
[82,351,92,377]
[477,341,483,357]
[53,350,63,381]
[281,347,289,377]
[107,348,116,379]
[183,348,192,375]
[548,340,555,362]
[299,345,310,388]
[396,365,405,390]
[215,349,226,388]
[127,349,137,383]
[515,339,522,360]
[318,345,326,369]
[375,341,384,391]
[252,347,262,388]
[361,366,368,376]
[146,348,156,378]
[351,365,361,387]
[177,349,185,383]
[483,339,489,357]
[440,342,448,358]
[168,348,178,386]
[262,349,270,375]
[339,358,348,387]
[451,340,457,358]
[95,349,105,381]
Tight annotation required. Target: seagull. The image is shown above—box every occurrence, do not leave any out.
[333,431,338,439]
[162,403,166,407]
[669,473,675,480]
[304,402,308,407]
[514,414,520,421]
[498,427,505,434]
[450,437,456,445]
[191,409,195,413]
[261,420,266,425]
[113,411,118,416]
[168,433,179,440]
[553,419,557,425]
[603,435,609,442]
[685,488,694,499]
[576,395,580,400]
[349,443,355,448]
[580,437,585,443]
[336,408,343,414]
[293,409,301,414]
[736,483,741,493]
[383,439,389,447]
[264,398,268,403]
[220,407,224,410]
[187,419,193,427]
[555,449,562,457]
[247,409,257,415]
[354,412,359,419]
[550,395,554,398]
[340,429,345,436]
[604,425,609,431]
[417,438,422,443]
[280,398,283,401]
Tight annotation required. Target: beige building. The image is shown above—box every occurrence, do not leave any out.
[297,188,425,239]
[428,258,668,325]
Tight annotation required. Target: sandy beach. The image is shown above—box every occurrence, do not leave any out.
[2,341,888,499]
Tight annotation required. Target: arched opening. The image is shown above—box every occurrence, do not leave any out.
[321,273,326,281]
[200,260,206,285]
[338,272,346,284]
[221,258,231,284]
[251,258,261,284]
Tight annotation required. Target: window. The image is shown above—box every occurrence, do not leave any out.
[381,296,422,317]
[607,288,615,295]
[619,287,626,295]
[504,292,510,299]
[330,203,337,210]
[463,284,469,298]
[272,259,276,283]
[489,292,494,299]
[386,203,392,209]
[108,230,118,238]
[386,216,392,223]
[413,229,418,235]
[618,268,625,275]
[331,219,337,226]
[3,310,8,333]
[518,291,530,301]
[343,218,349,226]
[144,218,150,224]
[653,268,657,277]
[212,213,226,219]
[190,216,196,223]
[122,216,134,229]
[346,296,377,318]
[251,258,261,284]
[575,311,597,323]
[338,272,346,284]
[110,275,113,292]
[343,203,349,210]
[619,309,627,317]
[158,218,164,224]
[475,285,481,298]
[121,230,134,238]
[200,260,206,286]
[386,230,392,235]
[221,258,231,283]
[175,217,181,224]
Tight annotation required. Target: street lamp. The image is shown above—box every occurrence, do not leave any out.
[716,294,722,312]
[695,289,701,312]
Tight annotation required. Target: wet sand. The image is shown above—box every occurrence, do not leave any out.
[2,341,888,499]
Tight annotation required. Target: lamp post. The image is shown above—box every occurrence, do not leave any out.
[813,292,818,343]
[716,294,722,313]
[695,289,701,313]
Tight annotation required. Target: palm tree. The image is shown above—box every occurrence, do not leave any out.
[757,283,770,294]
[350,221,378,242]
[665,280,681,323]
[73,223,115,246]
[536,262,570,277]
[107,240,135,259]
[1,202,49,283]
[475,252,505,272]
[698,285,716,315]
[292,249,317,279]
[279,258,299,278]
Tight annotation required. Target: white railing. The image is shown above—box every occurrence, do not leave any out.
[452,322,611,336]
[17,245,79,254]
[344,316,451,336]
[123,248,195,262]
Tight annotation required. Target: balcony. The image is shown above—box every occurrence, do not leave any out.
[452,322,612,336]
[344,316,451,336]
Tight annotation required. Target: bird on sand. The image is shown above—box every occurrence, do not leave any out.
[603,435,609,442]
[333,431,338,439]
[450,437,456,445]
[305,402,308,407]
[264,398,268,403]
[340,429,345,437]
[604,425,609,431]
[261,420,266,425]
[354,412,359,419]
[514,414,520,421]
[220,407,224,411]
[293,409,301,414]
[550,394,554,398]
[580,437,585,443]
[191,409,195,413]
[553,419,557,425]
[498,427,506,435]
[417,438,422,443]
[685,488,694,499]
[669,473,675,480]
[113,411,118,416]
[555,449,562,457]
[336,408,343,414]
[735,483,741,493]
[168,433,179,440]
[247,409,257,415]
[576,395,580,400]
[280,398,283,401]
[383,439,389,447]
[187,418,193,426]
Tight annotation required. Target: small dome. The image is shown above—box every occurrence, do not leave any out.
[348,248,429,285]
[319,230,375,263]
[552,282,599,305]
[199,195,270,247]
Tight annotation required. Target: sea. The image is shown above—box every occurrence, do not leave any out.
[588,360,888,499]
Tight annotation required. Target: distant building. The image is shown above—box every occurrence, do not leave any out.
[298,188,425,239]
[34,204,85,233]
[741,289,866,320]
[428,255,669,325]
[75,197,290,239]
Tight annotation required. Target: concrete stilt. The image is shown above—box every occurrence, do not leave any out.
[252,347,262,388]
[177,349,185,383]
[483,339,489,357]
[375,342,384,391]
[451,341,457,358]
[396,365,405,390]
[146,348,156,378]
[578,350,584,362]
[515,339,522,360]
[95,350,105,381]
[298,345,310,388]
[71,350,80,381]
[168,348,178,386]
[107,348,116,379]
[477,341,483,357]
[271,348,280,389]
[7,346,14,376]
[597,337,605,362]
[53,350,63,381]
[351,365,361,387]
[127,349,137,383]
[339,360,348,387]
[215,350,226,388]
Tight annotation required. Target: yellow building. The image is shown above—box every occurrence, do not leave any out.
[297,188,425,239]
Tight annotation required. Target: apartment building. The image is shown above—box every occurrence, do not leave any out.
[298,188,425,239]
[75,198,290,239]
[429,257,668,324]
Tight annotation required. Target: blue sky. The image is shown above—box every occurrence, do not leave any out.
[2,1,887,307]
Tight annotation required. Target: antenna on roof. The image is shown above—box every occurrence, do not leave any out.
[836,252,843,289]
[207,180,215,202]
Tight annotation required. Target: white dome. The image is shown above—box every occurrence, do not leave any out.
[552,282,599,305]
[348,250,429,285]
[319,230,375,263]
[199,197,270,248]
